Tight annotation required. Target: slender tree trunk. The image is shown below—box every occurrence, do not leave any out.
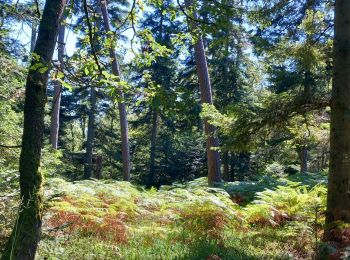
[84,86,97,179]
[70,122,75,152]
[50,21,66,149]
[1,1,65,259]
[149,110,158,186]
[82,116,86,140]
[223,151,229,181]
[321,151,326,169]
[109,110,115,166]
[325,0,350,240]
[100,0,130,181]
[230,153,235,181]
[30,21,37,53]
[184,0,221,186]
[299,146,308,173]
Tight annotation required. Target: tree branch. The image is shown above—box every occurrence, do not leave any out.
[177,0,216,26]
[82,0,103,76]
[0,144,22,148]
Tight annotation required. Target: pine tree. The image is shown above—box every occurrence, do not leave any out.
[184,0,221,186]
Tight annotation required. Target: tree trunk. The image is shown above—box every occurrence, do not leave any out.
[82,116,86,140]
[84,86,97,179]
[50,21,66,149]
[321,151,326,169]
[30,21,37,53]
[100,0,130,181]
[299,146,308,173]
[223,151,229,181]
[325,0,350,240]
[230,153,235,181]
[184,0,221,186]
[1,0,65,259]
[70,122,75,152]
[149,110,158,186]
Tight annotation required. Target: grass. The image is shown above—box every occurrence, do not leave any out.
[0,173,328,259]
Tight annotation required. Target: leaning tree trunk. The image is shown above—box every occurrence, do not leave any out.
[50,20,66,149]
[84,86,97,179]
[184,0,221,186]
[1,0,65,259]
[100,0,131,181]
[324,0,350,240]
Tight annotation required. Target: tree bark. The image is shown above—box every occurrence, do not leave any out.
[184,0,221,186]
[50,20,66,149]
[82,116,86,140]
[100,0,130,181]
[325,0,350,240]
[149,109,158,186]
[1,0,65,259]
[230,152,235,181]
[223,151,230,181]
[30,21,37,53]
[299,146,308,173]
[84,86,97,179]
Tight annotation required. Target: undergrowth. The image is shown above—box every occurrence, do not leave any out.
[0,174,328,259]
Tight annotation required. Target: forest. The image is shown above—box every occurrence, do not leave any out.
[0,0,348,259]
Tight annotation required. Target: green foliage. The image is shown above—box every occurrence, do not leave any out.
[41,147,65,177]
[0,0,335,258]
[37,236,120,259]
[244,183,326,225]
[0,170,19,249]
[0,173,319,259]
[0,56,24,171]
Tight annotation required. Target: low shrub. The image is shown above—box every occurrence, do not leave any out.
[178,201,230,243]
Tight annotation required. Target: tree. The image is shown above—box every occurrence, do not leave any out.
[84,84,97,178]
[184,0,221,186]
[128,0,207,187]
[100,0,131,181]
[50,6,69,149]
[1,0,66,258]
[204,0,250,181]
[324,0,350,240]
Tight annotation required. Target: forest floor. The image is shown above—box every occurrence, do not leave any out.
[0,172,333,259]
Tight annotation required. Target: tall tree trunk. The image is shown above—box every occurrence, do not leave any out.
[82,116,86,140]
[184,0,221,186]
[50,21,66,149]
[149,110,158,186]
[30,21,37,53]
[325,0,350,240]
[223,151,229,181]
[84,86,97,179]
[298,146,308,173]
[1,0,65,259]
[230,152,235,181]
[100,0,130,181]
[70,122,75,152]
[321,151,326,169]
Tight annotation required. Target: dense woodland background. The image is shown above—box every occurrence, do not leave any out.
[1,0,350,259]
[0,0,333,184]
